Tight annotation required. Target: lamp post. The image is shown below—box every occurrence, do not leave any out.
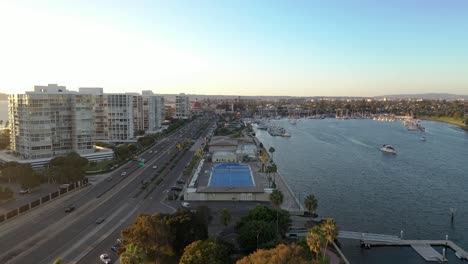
[256,231,260,249]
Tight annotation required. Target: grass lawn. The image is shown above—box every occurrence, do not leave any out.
[422,116,467,128]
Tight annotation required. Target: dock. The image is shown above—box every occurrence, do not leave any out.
[360,237,468,262]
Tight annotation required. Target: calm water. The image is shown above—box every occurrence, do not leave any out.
[255,119,468,263]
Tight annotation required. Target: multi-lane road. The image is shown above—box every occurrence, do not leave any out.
[0,117,215,264]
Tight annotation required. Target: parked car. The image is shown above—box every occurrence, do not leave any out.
[120,171,127,176]
[19,189,30,194]
[100,254,111,263]
[176,180,185,184]
[65,205,76,213]
[59,184,70,189]
[153,165,158,169]
[181,202,190,208]
[96,217,105,224]
[149,150,153,153]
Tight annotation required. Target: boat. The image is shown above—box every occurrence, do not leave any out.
[420,136,426,141]
[380,144,397,154]
[257,123,268,130]
[455,252,463,259]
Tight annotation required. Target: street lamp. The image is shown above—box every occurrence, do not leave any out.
[256,231,260,249]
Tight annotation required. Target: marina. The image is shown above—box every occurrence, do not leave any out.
[254,118,468,263]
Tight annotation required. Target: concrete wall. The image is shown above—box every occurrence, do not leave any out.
[185,191,270,201]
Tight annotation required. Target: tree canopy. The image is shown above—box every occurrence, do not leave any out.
[179,240,227,264]
[236,244,310,264]
[237,205,290,236]
[121,208,210,262]
[49,152,88,183]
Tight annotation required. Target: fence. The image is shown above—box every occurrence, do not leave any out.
[0,178,88,224]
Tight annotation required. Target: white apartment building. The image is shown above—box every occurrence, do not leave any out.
[175,93,190,119]
[142,90,165,132]
[105,94,134,141]
[79,88,108,140]
[9,84,95,159]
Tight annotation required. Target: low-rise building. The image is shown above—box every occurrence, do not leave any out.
[208,136,238,153]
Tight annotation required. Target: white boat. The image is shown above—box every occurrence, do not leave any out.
[455,251,463,259]
[380,144,396,154]
[420,136,426,141]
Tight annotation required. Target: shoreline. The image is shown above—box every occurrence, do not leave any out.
[420,116,468,131]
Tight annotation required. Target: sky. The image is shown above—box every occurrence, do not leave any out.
[0,0,467,97]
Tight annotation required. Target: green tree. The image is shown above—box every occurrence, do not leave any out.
[128,144,138,153]
[307,225,326,263]
[220,208,232,227]
[115,145,130,161]
[0,129,10,149]
[18,169,41,189]
[321,218,338,260]
[236,244,310,264]
[120,243,143,264]
[179,240,227,264]
[269,189,284,235]
[304,194,318,218]
[237,206,290,236]
[53,259,62,264]
[239,220,276,252]
[49,152,88,183]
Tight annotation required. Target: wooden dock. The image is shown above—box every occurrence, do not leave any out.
[362,239,468,262]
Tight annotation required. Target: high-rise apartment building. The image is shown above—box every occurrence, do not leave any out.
[175,93,190,119]
[79,88,108,140]
[9,84,95,159]
[142,90,165,132]
[9,86,167,156]
[105,94,134,141]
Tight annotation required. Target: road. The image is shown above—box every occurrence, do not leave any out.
[0,116,215,264]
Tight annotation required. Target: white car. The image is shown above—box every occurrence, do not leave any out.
[153,165,158,169]
[149,150,153,153]
[120,171,127,176]
[100,254,111,263]
[181,202,190,208]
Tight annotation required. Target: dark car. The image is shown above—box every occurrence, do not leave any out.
[65,205,76,213]
[96,217,105,224]
[176,180,185,185]
[171,186,183,191]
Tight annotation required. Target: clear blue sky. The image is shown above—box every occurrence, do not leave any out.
[0,0,467,96]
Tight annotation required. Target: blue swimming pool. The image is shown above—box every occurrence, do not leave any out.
[208,163,255,187]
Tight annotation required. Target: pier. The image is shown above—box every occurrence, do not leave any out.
[286,230,468,262]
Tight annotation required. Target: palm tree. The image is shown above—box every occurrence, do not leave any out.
[53,259,62,264]
[321,218,338,259]
[304,194,318,218]
[269,189,284,235]
[307,225,326,263]
[259,151,268,172]
[120,243,143,264]
[220,208,232,227]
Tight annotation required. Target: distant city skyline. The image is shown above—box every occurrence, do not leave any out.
[1,1,467,96]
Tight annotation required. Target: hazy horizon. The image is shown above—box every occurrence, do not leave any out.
[1,1,467,96]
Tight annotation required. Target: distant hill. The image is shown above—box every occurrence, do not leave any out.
[376,93,468,100]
